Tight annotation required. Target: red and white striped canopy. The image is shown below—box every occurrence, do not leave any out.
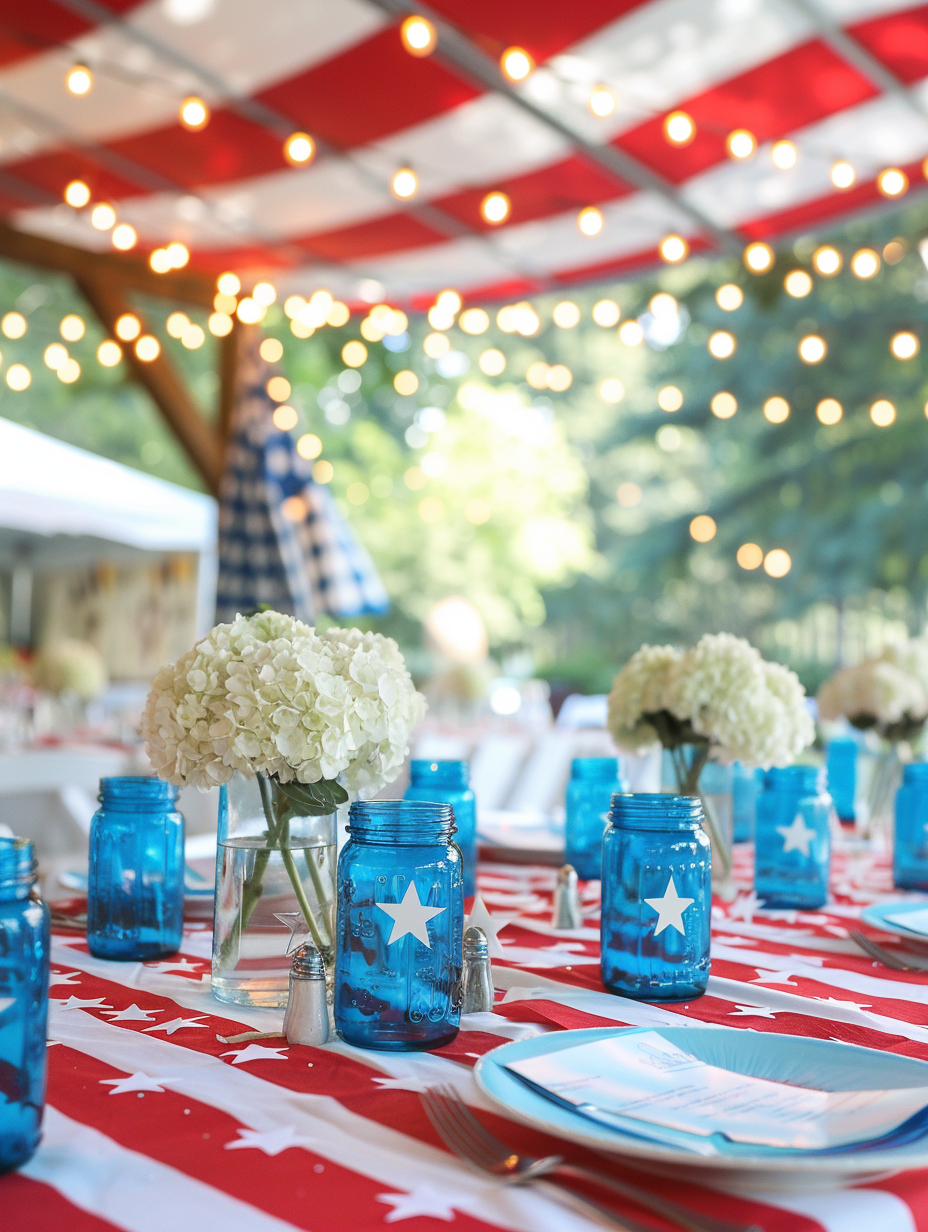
[2,0,927,306]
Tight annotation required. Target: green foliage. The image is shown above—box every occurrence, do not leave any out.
[271,775,348,819]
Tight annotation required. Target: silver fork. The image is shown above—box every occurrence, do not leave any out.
[420,1085,763,1232]
[849,930,928,972]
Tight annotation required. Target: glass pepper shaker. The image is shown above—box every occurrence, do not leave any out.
[404,760,477,896]
[0,836,49,1174]
[601,793,711,1002]
[87,776,184,960]
[334,801,463,1051]
[754,766,831,909]
[564,757,626,880]
[894,763,928,890]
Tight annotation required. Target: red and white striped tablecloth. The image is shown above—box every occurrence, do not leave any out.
[8,844,928,1232]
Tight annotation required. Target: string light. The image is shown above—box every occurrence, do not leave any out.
[290,318,313,338]
[166,312,189,338]
[744,242,774,273]
[592,299,620,326]
[813,246,842,276]
[658,385,683,412]
[884,239,907,264]
[650,292,677,315]
[708,330,735,358]
[66,64,92,95]
[481,192,510,225]
[664,111,695,146]
[459,308,489,334]
[771,140,797,169]
[589,86,616,117]
[60,315,84,341]
[478,348,506,376]
[578,206,604,236]
[497,302,538,336]
[616,482,641,507]
[179,96,209,130]
[891,331,919,359]
[91,203,116,231]
[547,364,572,391]
[500,47,533,81]
[394,370,419,395]
[272,405,298,431]
[798,334,826,363]
[400,15,436,56]
[711,392,737,418]
[267,375,291,401]
[816,398,842,424]
[870,398,896,426]
[878,168,908,198]
[659,234,688,263]
[526,362,549,389]
[726,129,756,159]
[112,224,137,250]
[716,284,743,310]
[737,543,763,569]
[851,248,880,279]
[342,340,367,367]
[97,340,122,367]
[253,281,277,306]
[236,297,264,324]
[313,460,334,484]
[58,358,80,383]
[599,378,624,403]
[135,336,160,362]
[1,312,26,339]
[784,269,812,297]
[391,167,418,199]
[64,179,90,207]
[297,433,322,460]
[208,312,233,337]
[115,313,140,341]
[552,301,580,328]
[763,548,791,577]
[831,161,855,189]
[423,332,450,357]
[764,396,790,423]
[284,132,315,166]
[217,272,241,296]
[618,320,644,346]
[150,249,172,273]
[182,324,205,349]
[44,344,68,370]
[259,337,283,363]
[690,515,717,543]
[436,290,462,314]
[5,364,30,390]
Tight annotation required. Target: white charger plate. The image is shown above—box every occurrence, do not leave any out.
[474,1026,928,1193]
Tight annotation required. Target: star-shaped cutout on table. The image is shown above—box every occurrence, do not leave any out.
[464,893,512,959]
[225,1125,307,1155]
[644,875,694,937]
[376,882,445,947]
[377,1187,457,1223]
[54,996,114,1012]
[730,1004,780,1019]
[101,1004,163,1023]
[99,1072,166,1095]
[220,1043,289,1065]
[371,1074,435,1093]
[143,959,204,975]
[728,891,762,923]
[273,912,317,955]
[750,969,798,986]
[815,996,873,1012]
[776,812,816,857]
[143,1016,208,1036]
[48,970,81,988]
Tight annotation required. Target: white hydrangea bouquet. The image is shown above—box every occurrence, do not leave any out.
[608,633,814,877]
[142,610,425,955]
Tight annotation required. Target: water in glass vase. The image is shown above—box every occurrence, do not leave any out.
[211,774,337,1008]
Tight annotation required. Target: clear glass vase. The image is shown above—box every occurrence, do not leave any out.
[211,772,336,1008]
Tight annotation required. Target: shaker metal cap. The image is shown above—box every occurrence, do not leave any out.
[463,925,489,957]
[291,943,326,978]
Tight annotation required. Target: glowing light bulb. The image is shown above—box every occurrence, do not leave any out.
[501,46,533,81]
[764,396,790,423]
[44,344,67,370]
[259,337,283,363]
[1,312,25,339]
[771,140,797,169]
[179,96,209,131]
[166,311,189,339]
[870,399,896,426]
[284,132,315,166]
[341,340,367,367]
[478,348,505,376]
[592,299,620,327]
[112,223,137,250]
[115,313,141,341]
[166,242,189,268]
[91,203,116,230]
[458,308,489,334]
[578,206,604,236]
[744,241,774,273]
[878,168,908,198]
[546,364,572,391]
[589,86,616,117]
[664,111,695,146]
[599,378,624,403]
[737,543,763,570]
[798,334,826,363]
[66,64,92,95]
[816,398,842,425]
[784,269,812,297]
[813,246,842,276]
[831,161,855,189]
[5,364,30,390]
[711,392,737,419]
[64,179,90,208]
[726,129,756,159]
[267,375,291,402]
[552,301,580,328]
[217,272,241,296]
[149,248,172,274]
[851,248,880,279]
[716,283,743,310]
[618,320,644,346]
[252,281,277,307]
[891,331,919,359]
[60,315,84,341]
[135,335,160,362]
[763,549,791,577]
[481,192,510,225]
[658,385,683,412]
[97,340,122,367]
[391,167,418,199]
[659,233,688,263]
[400,15,436,57]
[708,330,735,359]
[208,312,233,336]
[57,358,80,383]
[690,515,717,543]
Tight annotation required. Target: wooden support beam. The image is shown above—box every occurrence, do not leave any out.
[77,275,224,495]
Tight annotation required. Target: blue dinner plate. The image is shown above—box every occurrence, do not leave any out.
[474,1026,928,1191]
[862,899,928,940]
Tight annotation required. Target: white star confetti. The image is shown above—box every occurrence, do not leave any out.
[220,1043,289,1065]
[99,1072,166,1095]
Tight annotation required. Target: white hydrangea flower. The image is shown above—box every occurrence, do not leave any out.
[141,611,426,794]
[818,636,928,732]
[607,644,682,752]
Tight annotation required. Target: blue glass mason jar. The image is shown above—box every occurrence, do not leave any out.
[601,794,711,1002]
[564,757,626,880]
[334,801,463,1051]
[827,738,858,828]
[755,766,831,909]
[732,763,762,843]
[0,837,49,1174]
[894,763,928,890]
[87,776,184,960]
[404,760,476,897]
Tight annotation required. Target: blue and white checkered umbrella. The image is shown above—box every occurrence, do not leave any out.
[216,336,388,624]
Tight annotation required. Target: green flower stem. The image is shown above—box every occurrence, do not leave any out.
[257,773,328,954]
[667,742,732,882]
[302,846,334,942]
